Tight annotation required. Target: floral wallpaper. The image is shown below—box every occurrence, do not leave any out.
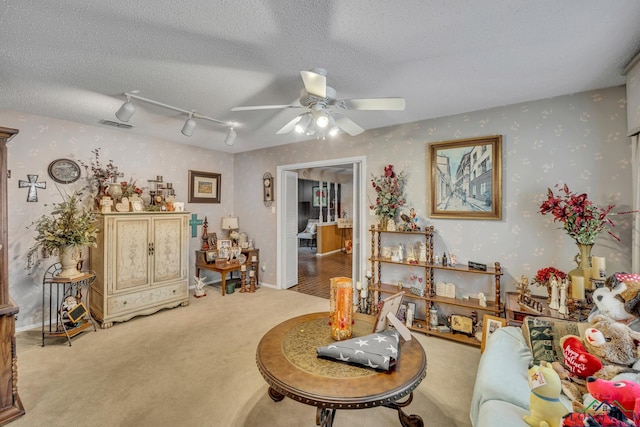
[1,84,632,330]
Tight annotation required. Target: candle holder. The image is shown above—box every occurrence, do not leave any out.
[249,271,256,293]
[240,270,247,293]
[329,277,354,341]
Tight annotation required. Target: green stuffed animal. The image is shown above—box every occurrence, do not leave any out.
[524,361,569,427]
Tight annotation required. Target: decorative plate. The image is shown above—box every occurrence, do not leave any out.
[48,158,81,184]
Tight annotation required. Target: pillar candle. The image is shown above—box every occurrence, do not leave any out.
[571,275,585,300]
[241,264,246,272]
[252,256,257,262]
[356,281,361,290]
[249,270,254,277]
[360,287,367,299]
[591,256,606,280]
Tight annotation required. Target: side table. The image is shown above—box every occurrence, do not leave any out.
[42,263,98,346]
[505,292,592,326]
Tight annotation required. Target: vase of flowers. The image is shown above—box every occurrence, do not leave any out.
[27,191,98,277]
[78,148,121,206]
[539,184,617,278]
[370,164,407,230]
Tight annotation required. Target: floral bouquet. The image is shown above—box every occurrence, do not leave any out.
[230,230,240,245]
[532,266,566,289]
[370,164,407,220]
[120,179,142,199]
[539,183,616,244]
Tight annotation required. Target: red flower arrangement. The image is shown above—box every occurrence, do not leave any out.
[532,266,567,288]
[539,183,617,244]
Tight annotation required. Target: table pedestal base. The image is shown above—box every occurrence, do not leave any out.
[267,387,423,427]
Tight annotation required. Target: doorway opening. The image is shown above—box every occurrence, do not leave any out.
[276,156,367,293]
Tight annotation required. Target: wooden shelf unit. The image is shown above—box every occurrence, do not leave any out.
[370,225,504,348]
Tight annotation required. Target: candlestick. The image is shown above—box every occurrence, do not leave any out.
[240,271,247,293]
[571,275,585,300]
[591,256,606,281]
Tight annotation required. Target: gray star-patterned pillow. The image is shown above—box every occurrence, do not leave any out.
[316,329,401,371]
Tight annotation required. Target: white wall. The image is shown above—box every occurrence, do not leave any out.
[2,110,234,329]
[1,84,633,329]
[235,85,632,297]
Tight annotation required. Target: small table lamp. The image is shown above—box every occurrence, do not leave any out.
[221,216,239,239]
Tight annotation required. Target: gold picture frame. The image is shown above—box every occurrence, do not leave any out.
[188,170,221,203]
[428,135,502,220]
[481,314,507,353]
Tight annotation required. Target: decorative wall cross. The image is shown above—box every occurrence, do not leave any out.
[189,213,203,237]
[19,174,46,202]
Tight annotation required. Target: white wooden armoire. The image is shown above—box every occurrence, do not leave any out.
[89,212,190,328]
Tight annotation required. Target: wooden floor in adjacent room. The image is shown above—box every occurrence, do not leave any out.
[290,246,353,299]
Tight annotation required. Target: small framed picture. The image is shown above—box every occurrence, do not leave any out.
[217,239,231,250]
[481,314,507,353]
[206,251,217,263]
[188,170,221,203]
[131,200,144,212]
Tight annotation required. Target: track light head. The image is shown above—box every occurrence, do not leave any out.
[181,115,197,136]
[225,127,237,146]
[115,98,135,122]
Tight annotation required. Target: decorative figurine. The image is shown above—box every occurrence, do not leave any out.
[478,292,487,307]
[201,217,210,251]
[409,207,419,231]
[516,275,531,302]
[558,279,569,315]
[549,274,559,310]
[194,276,206,298]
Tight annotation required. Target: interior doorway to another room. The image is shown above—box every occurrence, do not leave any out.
[276,157,367,296]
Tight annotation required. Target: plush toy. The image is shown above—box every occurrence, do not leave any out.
[610,273,640,319]
[560,335,603,378]
[586,376,640,423]
[583,315,640,379]
[591,286,636,322]
[524,361,569,427]
[561,406,634,426]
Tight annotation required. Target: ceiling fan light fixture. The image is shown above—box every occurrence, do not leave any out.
[328,126,340,136]
[224,127,237,146]
[181,114,197,136]
[115,97,135,122]
[315,112,330,128]
[294,114,312,134]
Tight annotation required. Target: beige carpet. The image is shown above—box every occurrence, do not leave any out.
[12,286,480,427]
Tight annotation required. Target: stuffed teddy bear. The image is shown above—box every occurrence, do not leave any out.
[524,361,569,427]
[586,376,640,423]
[583,314,640,379]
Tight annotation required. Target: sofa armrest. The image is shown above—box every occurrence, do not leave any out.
[470,327,533,426]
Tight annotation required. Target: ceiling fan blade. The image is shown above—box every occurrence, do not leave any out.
[341,98,406,111]
[334,115,365,136]
[276,115,303,134]
[231,104,300,111]
[300,69,326,98]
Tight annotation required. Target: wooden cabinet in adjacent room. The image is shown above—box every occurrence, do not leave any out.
[90,212,190,328]
[0,127,24,424]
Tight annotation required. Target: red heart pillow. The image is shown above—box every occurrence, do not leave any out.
[562,336,603,377]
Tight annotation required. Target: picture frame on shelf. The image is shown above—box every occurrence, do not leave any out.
[188,170,221,203]
[481,314,507,353]
[428,135,502,220]
[312,185,328,207]
[217,239,231,250]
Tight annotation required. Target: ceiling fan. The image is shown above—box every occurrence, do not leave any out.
[231,68,406,137]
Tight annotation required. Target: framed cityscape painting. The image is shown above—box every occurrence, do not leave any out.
[428,135,502,220]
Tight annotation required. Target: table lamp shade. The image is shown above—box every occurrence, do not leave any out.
[221,216,239,230]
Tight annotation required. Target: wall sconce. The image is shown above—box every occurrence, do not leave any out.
[263,172,274,207]
[221,216,239,238]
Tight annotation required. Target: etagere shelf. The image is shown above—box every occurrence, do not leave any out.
[369,225,504,347]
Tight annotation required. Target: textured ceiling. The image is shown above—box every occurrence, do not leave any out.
[2,1,640,153]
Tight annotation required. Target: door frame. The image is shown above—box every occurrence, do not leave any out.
[276,156,367,289]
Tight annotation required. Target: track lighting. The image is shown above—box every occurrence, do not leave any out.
[224,127,237,146]
[181,113,197,136]
[115,95,136,122]
[116,92,240,144]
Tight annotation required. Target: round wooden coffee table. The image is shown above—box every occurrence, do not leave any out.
[256,312,427,427]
